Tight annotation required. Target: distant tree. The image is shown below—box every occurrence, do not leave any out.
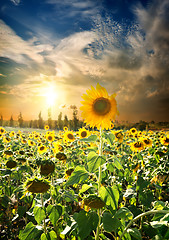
[63,114,69,128]
[9,115,14,127]
[58,112,63,130]
[72,106,79,130]
[48,108,52,129]
[0,114,3,126]
[38,111,44,129]
[18,112,24,128]
[29,120,33,128]
[32,120,38,128]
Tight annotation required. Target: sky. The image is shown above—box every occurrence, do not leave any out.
[0,0,169,123]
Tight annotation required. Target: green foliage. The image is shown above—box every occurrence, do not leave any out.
[66,165,89,185]
[87,151,106,173]
[73,211,99,239]
[99,185,119,210]
[0,127,169,240]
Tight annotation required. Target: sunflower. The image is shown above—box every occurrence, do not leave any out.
[44,125,49,130]
[78,128,90,139]
[3,136,11,143]
[0,127,6,134]
[38,145,47,154]
[83,195,105,209]
[141,137,153,148]
[21,138,27,144]
[28,140,35,146]
[63,126,68,131]
[53,142,64,153]
[55,152,67,161]
[6,159,17,169]
[65,168,74,179]
[4,150,13,157]
[9,131,15,137]
[160,135,169,145]
[63,131,75,142]
[130,141,144,152]
[114,130,124,143]
[25,177,50,194]
[40,160,55,176]
[130,128,137,135]
[80,83,118,130]
[46,134,55,142]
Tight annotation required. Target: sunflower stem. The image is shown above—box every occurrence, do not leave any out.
[119,210,169,240]
[41,193,47,235]
[95,126,103,240]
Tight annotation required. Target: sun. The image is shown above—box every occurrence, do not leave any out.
[45,85,57,107]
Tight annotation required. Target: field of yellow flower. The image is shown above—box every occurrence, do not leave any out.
[0,84,169,240]
[0,125,169,240]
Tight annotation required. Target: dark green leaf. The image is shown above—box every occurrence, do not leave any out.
[66,166,89,185]
[73,211,99,240]
[115,207,133,220]
[102,211,121,232]
[18,222,42,240]
[127,228,142,240]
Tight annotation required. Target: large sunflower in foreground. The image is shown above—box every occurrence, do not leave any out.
[80,83,118,130]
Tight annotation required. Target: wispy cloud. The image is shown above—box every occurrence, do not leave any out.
[10,0,21,5]
[0,20,45,64]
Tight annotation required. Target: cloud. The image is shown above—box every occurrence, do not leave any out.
[0,20,44,64]
[45,0,102,19]
[10,0,21,5]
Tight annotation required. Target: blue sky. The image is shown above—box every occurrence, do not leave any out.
[0,0,169,122]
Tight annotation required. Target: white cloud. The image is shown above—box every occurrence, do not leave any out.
[0,20,44,64]
[10,0,21,5]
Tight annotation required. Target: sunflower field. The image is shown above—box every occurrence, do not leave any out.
[0,84,169,240]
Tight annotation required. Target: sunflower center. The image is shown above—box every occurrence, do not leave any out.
[144,139,150,144]
[40,146,45,151]
[93,97,111,115]
[81,131,87,138]
[165,138,169,143]
[67,134,74,140]
[134,142,142,148]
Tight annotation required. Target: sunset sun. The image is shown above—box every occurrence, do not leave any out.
[44,85,58,107]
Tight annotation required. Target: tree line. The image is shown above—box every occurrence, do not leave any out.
[0,107,84,131]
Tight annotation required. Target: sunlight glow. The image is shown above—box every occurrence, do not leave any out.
[45,85,57,107]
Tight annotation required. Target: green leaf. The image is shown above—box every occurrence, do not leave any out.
[102,211,121,232]
[136,176,149,192]
[18,206,27,218]
[66,166,89,185]
[79,134,98,142]
[127,228,142,240]
[99,185,119,210]
[150,221,169,228]
[87,151,106,173]
[115,207,133,220]
[153,201,165,210]
[19,222,42,240]
[104,132,115,146]
[47,204,62,226]
[33,206,46,224]
[113,156,123,170]
[79,184,93,194]
[73,211,99,240]
[41,231,57,240]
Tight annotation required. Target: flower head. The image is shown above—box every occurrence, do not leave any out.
[80,83,118,130]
